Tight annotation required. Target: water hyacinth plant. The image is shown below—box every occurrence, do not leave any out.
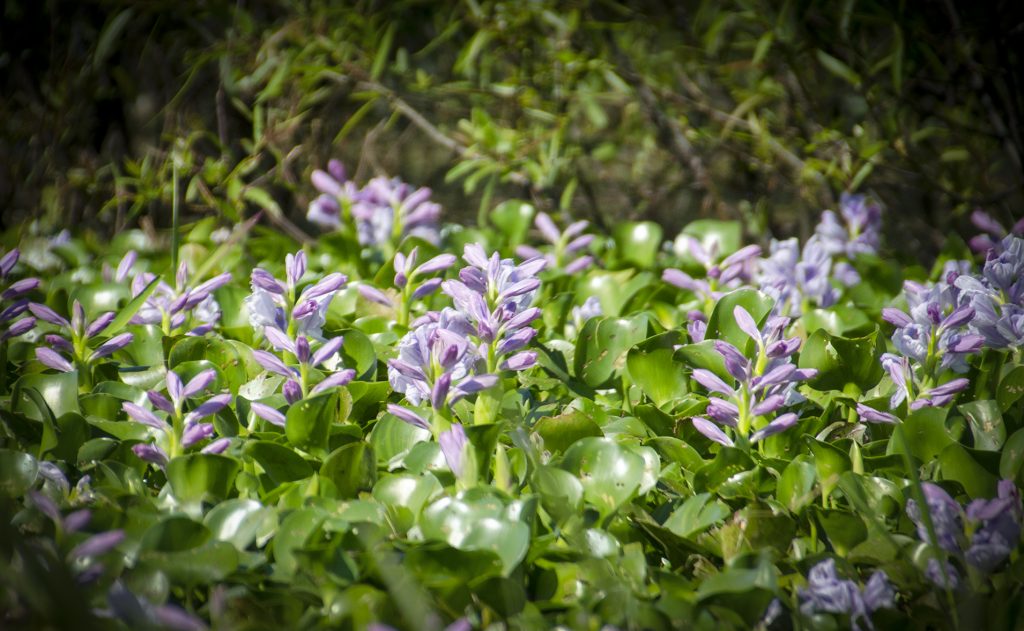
[30,300,134,385]
[515,211,595,274]
[690,305,815,448]
[4,177,1024,630]
[307,159,441,251]
[357,246,456,326]
[129,260,232,336]
[244,249,346,340]
[123,368,230,466]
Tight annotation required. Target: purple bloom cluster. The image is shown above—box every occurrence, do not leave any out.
[690,305,816,447]
[244,250,347,341]
[968,210,1024,255]
[798,558,894,631]
[31,300,134,373]
[906,481,1022,585]
[307,159,441,248]
[815,194,883,260]
[880,352,970,414]
[757,236,839,317]
[358,246,456,326]
[442,244,546,372]
[387,308,497,430]
[123,369,231,466]
[1,248,40,341]
[955,236,1024,350]
[663,237,760,305]
[251,329,355,412]
[883,272,984,374]
[130,261,232,336]
[515,212,595,274]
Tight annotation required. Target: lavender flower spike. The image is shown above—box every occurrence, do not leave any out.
[439,423,468,478]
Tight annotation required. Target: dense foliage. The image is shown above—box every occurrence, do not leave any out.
[3,2,1024,629]
[2,170,1024,629]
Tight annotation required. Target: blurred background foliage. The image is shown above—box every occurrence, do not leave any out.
[2,0,1022,258]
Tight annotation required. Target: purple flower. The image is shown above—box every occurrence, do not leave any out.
[244,251,346,341]
[855,403,899,424]
[757,236,838,317]
[956,237,1024,350]
[515,212,594,273]
[307,162,442,247]
[0,250,41,340]
[129,369,227,462]
[30,299,135,369]
[250,401,287,428]
[36,346,74,372]
[252,329,351,399]
[439,423,468,477]
[964,480,1022,572]
[571,296,603,328]
[442,244,545,371]
[664,238,761,304]
[201,437,231,455]
[358,283,393,307]
[388,308,493,412]
[906,483,964,554]
[879,352,970,411]
[68,529,125,559]
[0,248,20,278]
[798,559,893,631]
[886,269,983,373]
[130,262,231,336]
[903,480,1021,583]
[690,306,814,446]
[968,210,1024,255]
[387,403,431,431]
[815,194,883,261]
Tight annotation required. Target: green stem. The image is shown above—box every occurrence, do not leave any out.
[169,411,183,459]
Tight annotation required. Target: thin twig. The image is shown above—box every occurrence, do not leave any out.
[355,80,530,187]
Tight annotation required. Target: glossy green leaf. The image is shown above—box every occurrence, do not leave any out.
[14,372,80,420]
[1000,427,1024,482]
[807,437,851,499]
[939,443,998,499]
[141,516,211,552]
[532,465,583,524]
[693,447,758,498]
[319,442,377,499]
[777,455,817,513]
[798,327,884,392]
[285,391,339,455]
[166,454,240,503]
[246,440,314,485]
[613,221,662,269]
[561,437,645,515]
[0,449,38,497]
[574,314,648,388]
[204,499,276,550]
[663,493,730,538]
[534,410,603,453]
[489,200,535,246]
[959,400,1005,451]
[626,331,689,406]
[420,496,529,576]
[337,328,377,381]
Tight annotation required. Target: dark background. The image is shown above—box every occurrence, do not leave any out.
[2,0,1023,258]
